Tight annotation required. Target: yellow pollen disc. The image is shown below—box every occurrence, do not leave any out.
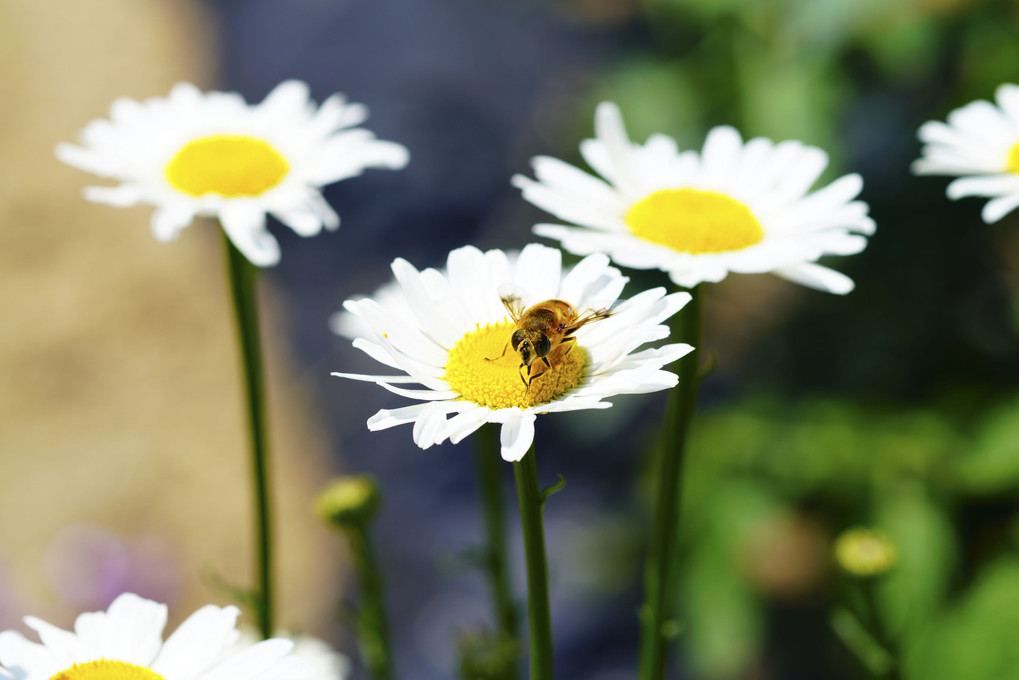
[1008,142,1019,174]
[165,135,289,197]
[50,660,166,680]
[444,321,586,410]
[625,188,764,254]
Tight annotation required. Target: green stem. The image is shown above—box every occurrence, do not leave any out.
[348,524,394,680]
[513,447,554,680]
[861,580,901,680]
[637,286,703,680]
[222,233,274,640]
[475,424,520,662]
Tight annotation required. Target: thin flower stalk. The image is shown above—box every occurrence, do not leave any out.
[513,445,554,680]
[638,287,703,680]
[475,423,520,670]
[347,523,394,680]
[223,232,274,639]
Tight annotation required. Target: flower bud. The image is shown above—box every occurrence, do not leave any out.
[834,527,897,577]
[315,475,381,529]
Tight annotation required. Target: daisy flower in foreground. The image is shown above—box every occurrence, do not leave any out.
[912,84,1019,223]
[0,593,297,680]
[513,102,874,294]
[333,243,692,461]
[56,81,409,266]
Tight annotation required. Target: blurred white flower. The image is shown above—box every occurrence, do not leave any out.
[233,630,349,680]
[0,593,294,680]
[913,83,1019,223]
[333,243,692,461]
[514,102,874,294]
[56,81,409,266]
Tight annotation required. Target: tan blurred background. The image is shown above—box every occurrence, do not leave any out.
[0,0,342,630]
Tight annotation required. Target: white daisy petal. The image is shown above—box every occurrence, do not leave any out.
[0,632,63,680]
[151,605,239,680]
[82,185,143,208]
[220,201,280,267]
[2,597,308,680]
[20,620,78,668]
[500,412,537,462]
[982,192,1019,223]
[368,403,434,431]
[228,631,350,680]
[412,401,459,449]
[150,204,196,242]
[915,85,1019,222]
[945,174,1019,199]
[518,102,872,292]
[200,639,294,680]
[56,81,408,266]
[772,262,855,294]
[594,102,639,196]
[334,244,689,460]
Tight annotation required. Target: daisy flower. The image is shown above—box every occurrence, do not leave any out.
[912,83,1019,223]
[0,593,297,680]
[56,81,409,266]
[333,243,692,462]
[512,102,874,294]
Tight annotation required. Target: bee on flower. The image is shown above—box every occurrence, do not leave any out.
[332,243,692,462]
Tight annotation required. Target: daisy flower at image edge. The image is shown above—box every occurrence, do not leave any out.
[912,83,1019,223]
[0,593,296,680]
[512,102,875,294]
[332,243,693,462]
[56,80,409,266]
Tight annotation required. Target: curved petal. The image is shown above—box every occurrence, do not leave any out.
[500,412,536,462]
[219,201,280,267]
[772,262,854,294]
[151,605,240,680]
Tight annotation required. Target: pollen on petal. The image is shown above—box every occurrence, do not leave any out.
[165,135,289,197]
[443,322,586,409]
[625,188,764,254]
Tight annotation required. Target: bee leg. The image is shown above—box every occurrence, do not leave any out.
[562,336,577,356]
[486,341,510,362]
[518,363,529,388]
[541,356,551,368]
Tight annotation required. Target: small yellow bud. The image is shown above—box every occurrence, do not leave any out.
[834,527,897,577]
[315,475,381,529]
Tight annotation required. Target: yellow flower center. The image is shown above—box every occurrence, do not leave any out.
[1008,142,1019,174]
[50,660,166,680]
[165,135,289,197]
[444,321,586,409]
[625,188,764,254]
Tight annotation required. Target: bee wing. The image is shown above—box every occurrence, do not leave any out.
[497,282,529,322]
[562,306,614,335]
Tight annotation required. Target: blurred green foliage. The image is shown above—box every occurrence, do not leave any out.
[548,0,1019,676]
[669,392,1019,678]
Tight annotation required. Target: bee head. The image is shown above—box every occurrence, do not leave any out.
[511,330,551,367]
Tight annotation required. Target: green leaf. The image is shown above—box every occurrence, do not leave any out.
[953,395,1019,494]
[904,558,1019,680]
[539,474,566,506]
[873,482,955,636]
